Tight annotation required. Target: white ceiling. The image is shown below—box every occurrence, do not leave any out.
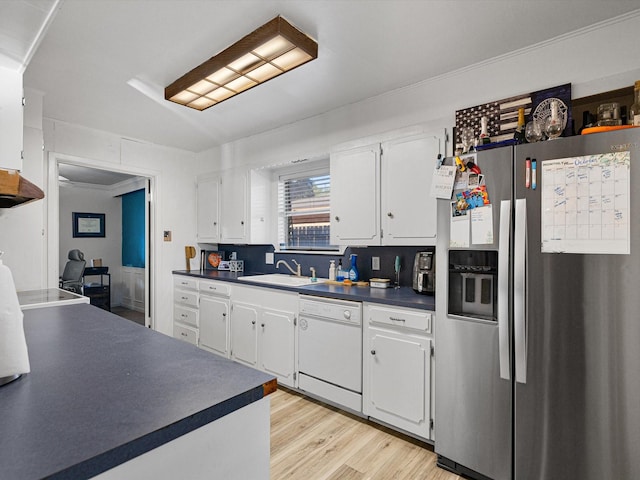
[6,0,640,154]
[57,163,137,186]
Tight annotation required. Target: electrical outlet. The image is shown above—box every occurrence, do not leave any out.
[372,256,380,270]
[265,252,274,265]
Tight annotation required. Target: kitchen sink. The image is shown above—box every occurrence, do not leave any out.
[238,274,326,287]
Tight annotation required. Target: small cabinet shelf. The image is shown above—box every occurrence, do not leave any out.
[83,267,111,311]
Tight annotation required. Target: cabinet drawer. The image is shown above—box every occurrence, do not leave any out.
[199,281,230,297]
[368,305,432,333]
[173,323,198,345]
[174,289,198,307]
[174,305,198,328]
[173,276,198,290]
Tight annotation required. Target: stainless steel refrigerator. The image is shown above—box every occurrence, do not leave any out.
[434,128,640,480]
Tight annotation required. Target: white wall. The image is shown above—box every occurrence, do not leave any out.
[3,11,639,336]
[0,89,46,291]
[0,103,214,335]
[41,126,214,335]
[58,185,123,304]
[197,12,640,172]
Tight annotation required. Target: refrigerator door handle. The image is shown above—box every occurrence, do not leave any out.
[498,200,511,380]
[514,198,527,384]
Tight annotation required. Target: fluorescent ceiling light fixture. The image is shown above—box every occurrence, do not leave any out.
[165,16,318,111]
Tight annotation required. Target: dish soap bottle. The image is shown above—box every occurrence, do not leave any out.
[336,259,344,281]
[329,260,336,281]
[348,254,359,281]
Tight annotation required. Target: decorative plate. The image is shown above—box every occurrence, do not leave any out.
[532,97,568,132]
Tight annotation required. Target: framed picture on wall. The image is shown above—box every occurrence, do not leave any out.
[73,212,105,238]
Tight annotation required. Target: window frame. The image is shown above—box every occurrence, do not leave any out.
[273,159,339,253]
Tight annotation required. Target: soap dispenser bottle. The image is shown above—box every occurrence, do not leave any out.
[336,259,344,281]
[348,254,359,281]
[329,260,336,281]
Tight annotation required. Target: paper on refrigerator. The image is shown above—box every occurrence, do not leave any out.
[471,205,494,244]
[541,152,630,254]
[450,204,470,248]
[430,164,457,199]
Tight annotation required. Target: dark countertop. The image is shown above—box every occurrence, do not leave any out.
[173,270,435,311]
[0,304,275,480]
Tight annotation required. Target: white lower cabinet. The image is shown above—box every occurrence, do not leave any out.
[230,301,259,367]
[173,276,199,345]
[198,280,231,357]
[231,285,297,388]
[260,307,296,384]
[172,274,435,441]
[363,303,434,440]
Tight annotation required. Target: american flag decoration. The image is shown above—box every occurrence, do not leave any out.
[455,84,572,147]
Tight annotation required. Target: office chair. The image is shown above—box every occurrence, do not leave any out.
[59,249,86,294]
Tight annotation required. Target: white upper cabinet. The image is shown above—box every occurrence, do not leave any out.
[197,168,269,245]
[196,174,220,243]
[0,68,23,171]
[381,133,440,245]
[330,144,380,245]
[330,132,442,246]
[220,169,247,242]
[248,168,271,245]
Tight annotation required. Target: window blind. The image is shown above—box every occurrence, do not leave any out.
[277,170,333,250]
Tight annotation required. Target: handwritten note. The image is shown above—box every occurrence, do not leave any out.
[471,205,494,244]
[541,152,630,254]
[430,165,457,199]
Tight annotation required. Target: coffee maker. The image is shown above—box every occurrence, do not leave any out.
[412,251,435,294]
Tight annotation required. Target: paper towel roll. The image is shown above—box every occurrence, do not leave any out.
[0,258,30,379]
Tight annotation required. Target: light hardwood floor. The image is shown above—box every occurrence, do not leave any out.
[270,387,463,480]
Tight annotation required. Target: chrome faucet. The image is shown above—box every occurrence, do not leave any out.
[276,259,301,276]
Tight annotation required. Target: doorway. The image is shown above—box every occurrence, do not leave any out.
[47,153,155,329]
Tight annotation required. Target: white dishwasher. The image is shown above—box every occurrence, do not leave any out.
[298,295,362,412]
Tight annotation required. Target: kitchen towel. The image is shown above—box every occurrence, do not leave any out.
[0,258,30,378]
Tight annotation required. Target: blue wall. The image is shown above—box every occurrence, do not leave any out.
[122,189,145,267]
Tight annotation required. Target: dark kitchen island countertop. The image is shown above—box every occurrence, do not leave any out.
[173,269,436,311]
[0,304,275,480]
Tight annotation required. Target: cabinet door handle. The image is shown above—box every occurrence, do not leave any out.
[251,320,256,325]
[387,212,393,217]
[389,316,405,322]
[334,216,340,222]
[240,220,245,225]
[370,350,376,355]
[261,323,265,328]
[213,222,217,226]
